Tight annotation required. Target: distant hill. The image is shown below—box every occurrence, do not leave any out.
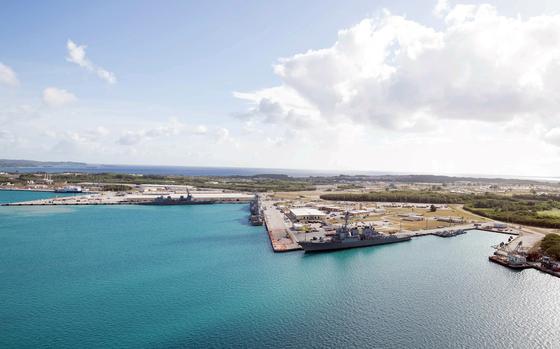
[0,159,87,167]
[310,174,549,185]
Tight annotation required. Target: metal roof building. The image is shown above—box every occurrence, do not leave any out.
[288,207,327,222]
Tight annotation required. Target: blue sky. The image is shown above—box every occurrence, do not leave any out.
[3,1,560,176]
[2,0,431,114]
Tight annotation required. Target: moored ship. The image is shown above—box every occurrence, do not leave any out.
[249,214,263,225]
[54,185,83,193]
[140,189,215,205]
[249,195,263,225]
[298,212,411,252]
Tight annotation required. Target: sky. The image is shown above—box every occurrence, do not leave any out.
[2,0,560,177]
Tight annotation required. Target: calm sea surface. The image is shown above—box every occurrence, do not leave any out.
[2,164,559,181]
[0,190,77,204]
[0,164,359,177]
[0,191,559,348]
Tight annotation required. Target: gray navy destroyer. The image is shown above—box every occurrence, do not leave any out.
[298,212,411,252]
[140,189,215,206]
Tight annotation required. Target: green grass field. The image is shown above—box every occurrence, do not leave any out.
[537,209,560,219]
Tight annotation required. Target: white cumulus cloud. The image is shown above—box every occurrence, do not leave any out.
[433,0,450,18]
[544,128,560,147]
[216,127,230,142]
[215,127,239,147]
[0,62,19,86]
[42,87,77,107]
[193,125,208,135]
[235,3,560,142]
[66,40,116,84]
[117,119,185,145]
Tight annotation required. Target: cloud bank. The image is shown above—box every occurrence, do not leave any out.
[235,3,560,143]
[0,62,19,86]
[66,40,116,84]
[43,87,77,107]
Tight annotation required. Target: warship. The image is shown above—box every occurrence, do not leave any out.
[298,212,411,252]
[249,194,263,225]
[140,189,215,206]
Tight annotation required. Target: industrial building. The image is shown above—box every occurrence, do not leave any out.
[288,208,327,223]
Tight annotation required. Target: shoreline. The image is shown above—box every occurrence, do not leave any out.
[0,188,56,192]
[2,189,558,279]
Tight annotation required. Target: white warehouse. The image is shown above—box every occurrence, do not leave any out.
[288,208,327,223]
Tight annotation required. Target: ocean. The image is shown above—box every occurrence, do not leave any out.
[2,163,559,181]
[0,164,368,177]
[0,191,559,348]
[0,190,78,204]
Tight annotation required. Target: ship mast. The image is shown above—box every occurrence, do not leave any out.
[343,211,350,232]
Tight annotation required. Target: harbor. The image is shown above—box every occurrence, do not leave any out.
[3,184,560,278]
[260,198,301,252]
[253,194,524,254]
[0,190,254,206]
[488,227,560,278]
[2,192,558,348]
[257,198,560,278]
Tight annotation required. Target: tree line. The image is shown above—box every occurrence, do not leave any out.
[321,191,560,229]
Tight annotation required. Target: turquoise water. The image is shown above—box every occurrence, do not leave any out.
[0,190,78,204]
[1,191,559,348]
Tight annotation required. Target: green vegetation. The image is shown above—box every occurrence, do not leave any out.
[321,191,560,229]
[12,172,315,192]
[536,209,560,219]
[336,184,364,190]
[464,196,560,228]
[540,234,560,260]
[320,191,473,204]
[102,184,132,192]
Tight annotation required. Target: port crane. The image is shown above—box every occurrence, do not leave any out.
[492,239,523,256]
[511,240,523,254]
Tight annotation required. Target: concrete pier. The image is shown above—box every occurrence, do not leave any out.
[1,192,255,206]
[261,200,301,252]
[489,255,560,278]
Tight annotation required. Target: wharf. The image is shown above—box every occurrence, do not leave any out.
[261,200,301,252]
[403,224,478,238]
[476,228,518,235]
[402,224,519,239]
[1,192,255,206]
[0,188,55,192]
[489,255,560,278]
[486,226,559,278]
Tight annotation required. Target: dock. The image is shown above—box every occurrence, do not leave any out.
[399,223,521,239]
[1,192,255,206]
[489,255,560,278]
[486,226,560,278]
[261,200,301,252]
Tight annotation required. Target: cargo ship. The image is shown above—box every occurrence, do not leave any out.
[298,212,411,252]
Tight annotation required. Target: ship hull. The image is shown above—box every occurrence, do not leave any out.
[299,236,411,252]
[140,200,216,206]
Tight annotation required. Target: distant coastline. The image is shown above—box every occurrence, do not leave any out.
[1,158,559,182]
[0,159,87,168]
